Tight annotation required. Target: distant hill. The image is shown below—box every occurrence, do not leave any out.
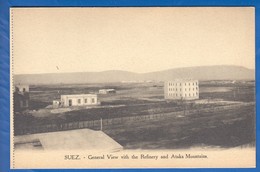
[14,65,255,85]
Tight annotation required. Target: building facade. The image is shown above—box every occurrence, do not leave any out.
[60,94,99,107]
[164,79,199,100]
[52,100,60,108]
[99,89,116,94]
[14,85,30,112]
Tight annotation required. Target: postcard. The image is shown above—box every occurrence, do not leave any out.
[10,7,255,168]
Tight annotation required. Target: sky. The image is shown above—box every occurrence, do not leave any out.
[12,7,255,74]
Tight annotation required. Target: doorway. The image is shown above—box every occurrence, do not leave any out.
[68,99,72,106]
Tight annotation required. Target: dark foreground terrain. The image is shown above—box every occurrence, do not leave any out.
[14,80,255,149]
[104,105,255,149]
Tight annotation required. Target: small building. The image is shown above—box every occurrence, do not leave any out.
[99,89,116,94]
[164,79,199,100]
[14,85,30,112]
[60,94,99,107]
[15,85,29,93]
[52,100,60,108]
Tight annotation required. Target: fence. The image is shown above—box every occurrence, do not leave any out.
[14,102,254,135]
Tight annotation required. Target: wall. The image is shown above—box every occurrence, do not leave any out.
[15,85,29,93]
[164,80,199,100]
[61,95,98,107]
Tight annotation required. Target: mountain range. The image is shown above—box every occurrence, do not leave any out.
[14,65,255,85]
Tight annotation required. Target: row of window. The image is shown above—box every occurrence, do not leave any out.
[77,98,95,104]
[168,82,198,86]
[168,87,198,91]
[168,92,198,97]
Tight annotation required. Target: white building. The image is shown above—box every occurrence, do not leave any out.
[60,94,99,107]
[164,79,199,100]
[15,85,29,93]
[99,89,116,94]
[52,100,60,108]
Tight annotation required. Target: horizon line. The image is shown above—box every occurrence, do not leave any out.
[13,64,255,75]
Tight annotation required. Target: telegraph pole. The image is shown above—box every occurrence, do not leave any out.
[100,118,103,131]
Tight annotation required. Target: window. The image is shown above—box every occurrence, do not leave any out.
[176,88,177,91]
[92,98,95,103]
[193,88,194,91]
[176,94,177,96]
[85,99,88,103]
[180,88,181,91]
[23,88,26,92]
[78,99,81,104]
[189,83,190,86]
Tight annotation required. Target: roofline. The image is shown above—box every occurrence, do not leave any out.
[165,79,199,82]
[61,94,97,97]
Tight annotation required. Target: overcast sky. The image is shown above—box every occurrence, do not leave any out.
[12,7,255,74]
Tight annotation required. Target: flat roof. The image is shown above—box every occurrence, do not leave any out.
[14,128,122,152]
[61,94,97,97]
[166,79,198,82]
[15,85,29,88]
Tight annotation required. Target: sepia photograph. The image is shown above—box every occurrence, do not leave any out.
[10,7,255,168]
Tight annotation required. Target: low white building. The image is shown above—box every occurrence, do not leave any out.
[99,89,116,94]
[60,94,99,107]
[164,79,199,100]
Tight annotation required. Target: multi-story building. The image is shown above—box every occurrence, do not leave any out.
[60,94,100,107]
[14,85,30,112]
[164,79,199,100]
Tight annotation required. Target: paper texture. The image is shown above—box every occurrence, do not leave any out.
[10,7,255,169]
